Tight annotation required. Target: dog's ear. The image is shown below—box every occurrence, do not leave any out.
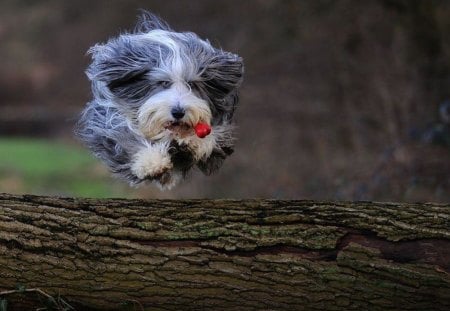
[201,51,244,124]
[86,39,151,81]
[200,51,244,123]
[86,10,168,88]
[85,39,156,100]
[134,10,172,33]
[201,51,244,99]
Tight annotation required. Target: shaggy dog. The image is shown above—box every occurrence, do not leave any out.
[76,12,244,189]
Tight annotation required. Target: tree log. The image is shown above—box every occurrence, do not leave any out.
[0,193,449,310]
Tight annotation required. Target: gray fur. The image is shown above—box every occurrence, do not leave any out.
[76,11,244,187]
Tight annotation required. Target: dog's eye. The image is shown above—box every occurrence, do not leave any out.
[158,81,172,89]
[187,81,197,89]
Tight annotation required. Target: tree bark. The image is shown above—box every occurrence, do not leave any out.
[0,193,449,310]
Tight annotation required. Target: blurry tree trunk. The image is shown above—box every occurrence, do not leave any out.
[0,194,449,310]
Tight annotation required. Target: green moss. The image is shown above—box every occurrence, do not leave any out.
[136,222,159,231]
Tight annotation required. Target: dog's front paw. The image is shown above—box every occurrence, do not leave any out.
[153,170,182,190]
[131,146,173,180]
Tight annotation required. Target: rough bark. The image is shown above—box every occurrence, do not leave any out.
[0,193,449,310]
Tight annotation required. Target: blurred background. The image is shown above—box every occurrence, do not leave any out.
[0,0,448,201]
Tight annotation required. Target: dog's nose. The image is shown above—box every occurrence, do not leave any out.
[171,106,185,119]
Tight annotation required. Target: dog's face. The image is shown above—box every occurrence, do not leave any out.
[78,12,243,188]
[86,14,243,142]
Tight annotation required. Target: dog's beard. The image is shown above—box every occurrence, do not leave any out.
[137,83,212,141]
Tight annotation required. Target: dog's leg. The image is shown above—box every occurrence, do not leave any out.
[131,142,173,180]
[154,170,182,190]
[179,124,234,162]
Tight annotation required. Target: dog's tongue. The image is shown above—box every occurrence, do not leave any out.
[194,122,211,138]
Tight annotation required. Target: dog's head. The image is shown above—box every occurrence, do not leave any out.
[86,12,244,142]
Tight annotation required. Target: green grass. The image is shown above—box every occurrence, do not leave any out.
[0,138,129,197]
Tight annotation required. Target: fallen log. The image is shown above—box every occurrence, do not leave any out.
[0,193,449,310]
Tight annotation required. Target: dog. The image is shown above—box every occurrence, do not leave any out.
[76,11,244,190]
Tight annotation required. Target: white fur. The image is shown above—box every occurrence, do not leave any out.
[176,135,215,161]
[140,30,200,81]
[131,142,172,179]
[131,140,191,190]
[137,82,212,140]
[173,124,234,161]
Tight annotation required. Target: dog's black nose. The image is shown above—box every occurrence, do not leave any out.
[171,106,185,119]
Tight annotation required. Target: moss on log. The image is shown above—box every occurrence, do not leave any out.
[0,193,449,310]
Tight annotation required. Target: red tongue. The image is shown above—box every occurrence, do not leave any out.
[194,122,211,138]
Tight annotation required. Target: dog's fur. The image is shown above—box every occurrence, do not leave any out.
[76,12,243,189]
